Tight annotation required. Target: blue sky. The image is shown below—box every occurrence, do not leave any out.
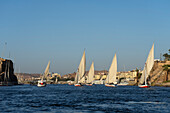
[0,0,170,75]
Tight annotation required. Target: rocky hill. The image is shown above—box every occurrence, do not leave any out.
[150,61,170,86]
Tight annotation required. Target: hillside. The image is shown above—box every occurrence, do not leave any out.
[150,61,170,86]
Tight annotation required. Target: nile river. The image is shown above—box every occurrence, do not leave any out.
[0,85,170,113]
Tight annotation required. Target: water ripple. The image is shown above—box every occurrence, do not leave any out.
[0,85,169,113]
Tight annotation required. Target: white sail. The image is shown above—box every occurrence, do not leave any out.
[75,51,86,83]
[139,44,154,85]
[55,77,58,83]
[74,70,79,84]
[87,62,94,83]
[42,61,50,80]
[105,54,117,84]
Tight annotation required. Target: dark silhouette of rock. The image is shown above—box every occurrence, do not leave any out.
[0,58,18,85]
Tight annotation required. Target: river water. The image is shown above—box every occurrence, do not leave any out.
[0,85,169,113]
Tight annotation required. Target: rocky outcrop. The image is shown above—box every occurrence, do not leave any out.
[0,58,18,85]
[150,61,170,86]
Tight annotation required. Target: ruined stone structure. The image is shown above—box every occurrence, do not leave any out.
[0,58,18,85]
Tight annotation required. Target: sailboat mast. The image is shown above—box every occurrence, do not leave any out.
[75,69,79,83]
[88,72,89,83]
[145,63,147,85]
[108,73,109,83]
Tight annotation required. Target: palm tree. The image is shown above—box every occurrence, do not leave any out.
[163,65,170,81]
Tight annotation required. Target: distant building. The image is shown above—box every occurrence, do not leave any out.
[100,75,107,80]
[94,74,101,80]
[52,73,61,78]
[117,70,137,81]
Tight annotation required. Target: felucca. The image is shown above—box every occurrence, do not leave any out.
[37,61,50,87]
[86,62,94,86]
[105,54,117,87]
[74,51,86,87]
[138,44,154,88]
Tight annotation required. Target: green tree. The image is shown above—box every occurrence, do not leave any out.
[163,49,170,61]
[163,53,170,61]
[163,53,168,57]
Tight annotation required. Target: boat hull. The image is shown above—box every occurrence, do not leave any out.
[74,83,83,87]
[37,84,46,87]
[86,83,93,86]
[117,83,128,86]
[138,85,150,88]
[105,83,117,87]
[68,83,73,85]
[37,80,46,87]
